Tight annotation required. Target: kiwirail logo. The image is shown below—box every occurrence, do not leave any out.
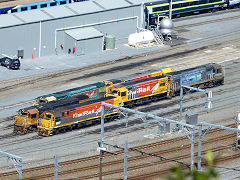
[151,83,159,92]
[128,83,159,96]
[72,107,102,118]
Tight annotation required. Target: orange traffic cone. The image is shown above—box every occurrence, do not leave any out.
[32,54,34,59]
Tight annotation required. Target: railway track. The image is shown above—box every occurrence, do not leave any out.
[0,61,238,163]
[0,123,238,179]
[0,31,239,114]
[0,11,239,179]
[0,72,238,146]
[175,14,240,30]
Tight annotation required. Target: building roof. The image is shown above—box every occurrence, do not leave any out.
[66,1,103,15]
[0,0,158,28]
[95,0,130,9]
[0,14,23,27]
[42,5,77,18]
[65,27,103,41]
[16,9,50,22]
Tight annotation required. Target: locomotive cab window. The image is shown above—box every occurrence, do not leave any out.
[20,112,27,116]
[160,83,165,86]
[31,114,37,119]
[46,114,52,119]
[55,117,61,122]
[121,92,126,96]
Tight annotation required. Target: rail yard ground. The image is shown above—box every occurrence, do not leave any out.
[0,9,240,179]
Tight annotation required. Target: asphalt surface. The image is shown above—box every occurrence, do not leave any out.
[0,9,240,179]
[0,10,238,82]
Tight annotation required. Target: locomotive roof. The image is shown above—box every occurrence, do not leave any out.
[46,96,115,113]
[168,63,215,76]
[22,95,89,113]
[106,79,122,84]
[116,75,166,88]
[41,95,89,110]
[41,82,105,98]
[106,67,167,83]
[145,0,199,6]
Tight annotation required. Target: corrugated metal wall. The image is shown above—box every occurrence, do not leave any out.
[0,5,141,59]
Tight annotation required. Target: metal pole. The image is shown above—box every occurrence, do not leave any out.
[19,158,22,180]
[102,102,194,129]
[39,21,42,58]
[124,139,128,180]
[197,122,240,170]
[163,122,166,135]
[144,116,148,134]
[99,150,103,180]
[190,127,195,169]
[180,86,183,129]
[236,113,240,148]
[147,13,150,29]
[205,92,209,113]
[169,0,173,19]
[100,104,105,148]
[198,125,203,170]
[141,2,144,29]
[126,113,128,127]
[158,122,162,135]
[100,104,105,180]
[144,116,148,129]
[54,154,58,180]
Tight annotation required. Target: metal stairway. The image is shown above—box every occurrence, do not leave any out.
[152,28,164,45]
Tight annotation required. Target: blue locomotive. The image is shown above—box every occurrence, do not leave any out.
[169,63,224,96]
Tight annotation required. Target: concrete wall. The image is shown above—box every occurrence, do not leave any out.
[0,5,141,59]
